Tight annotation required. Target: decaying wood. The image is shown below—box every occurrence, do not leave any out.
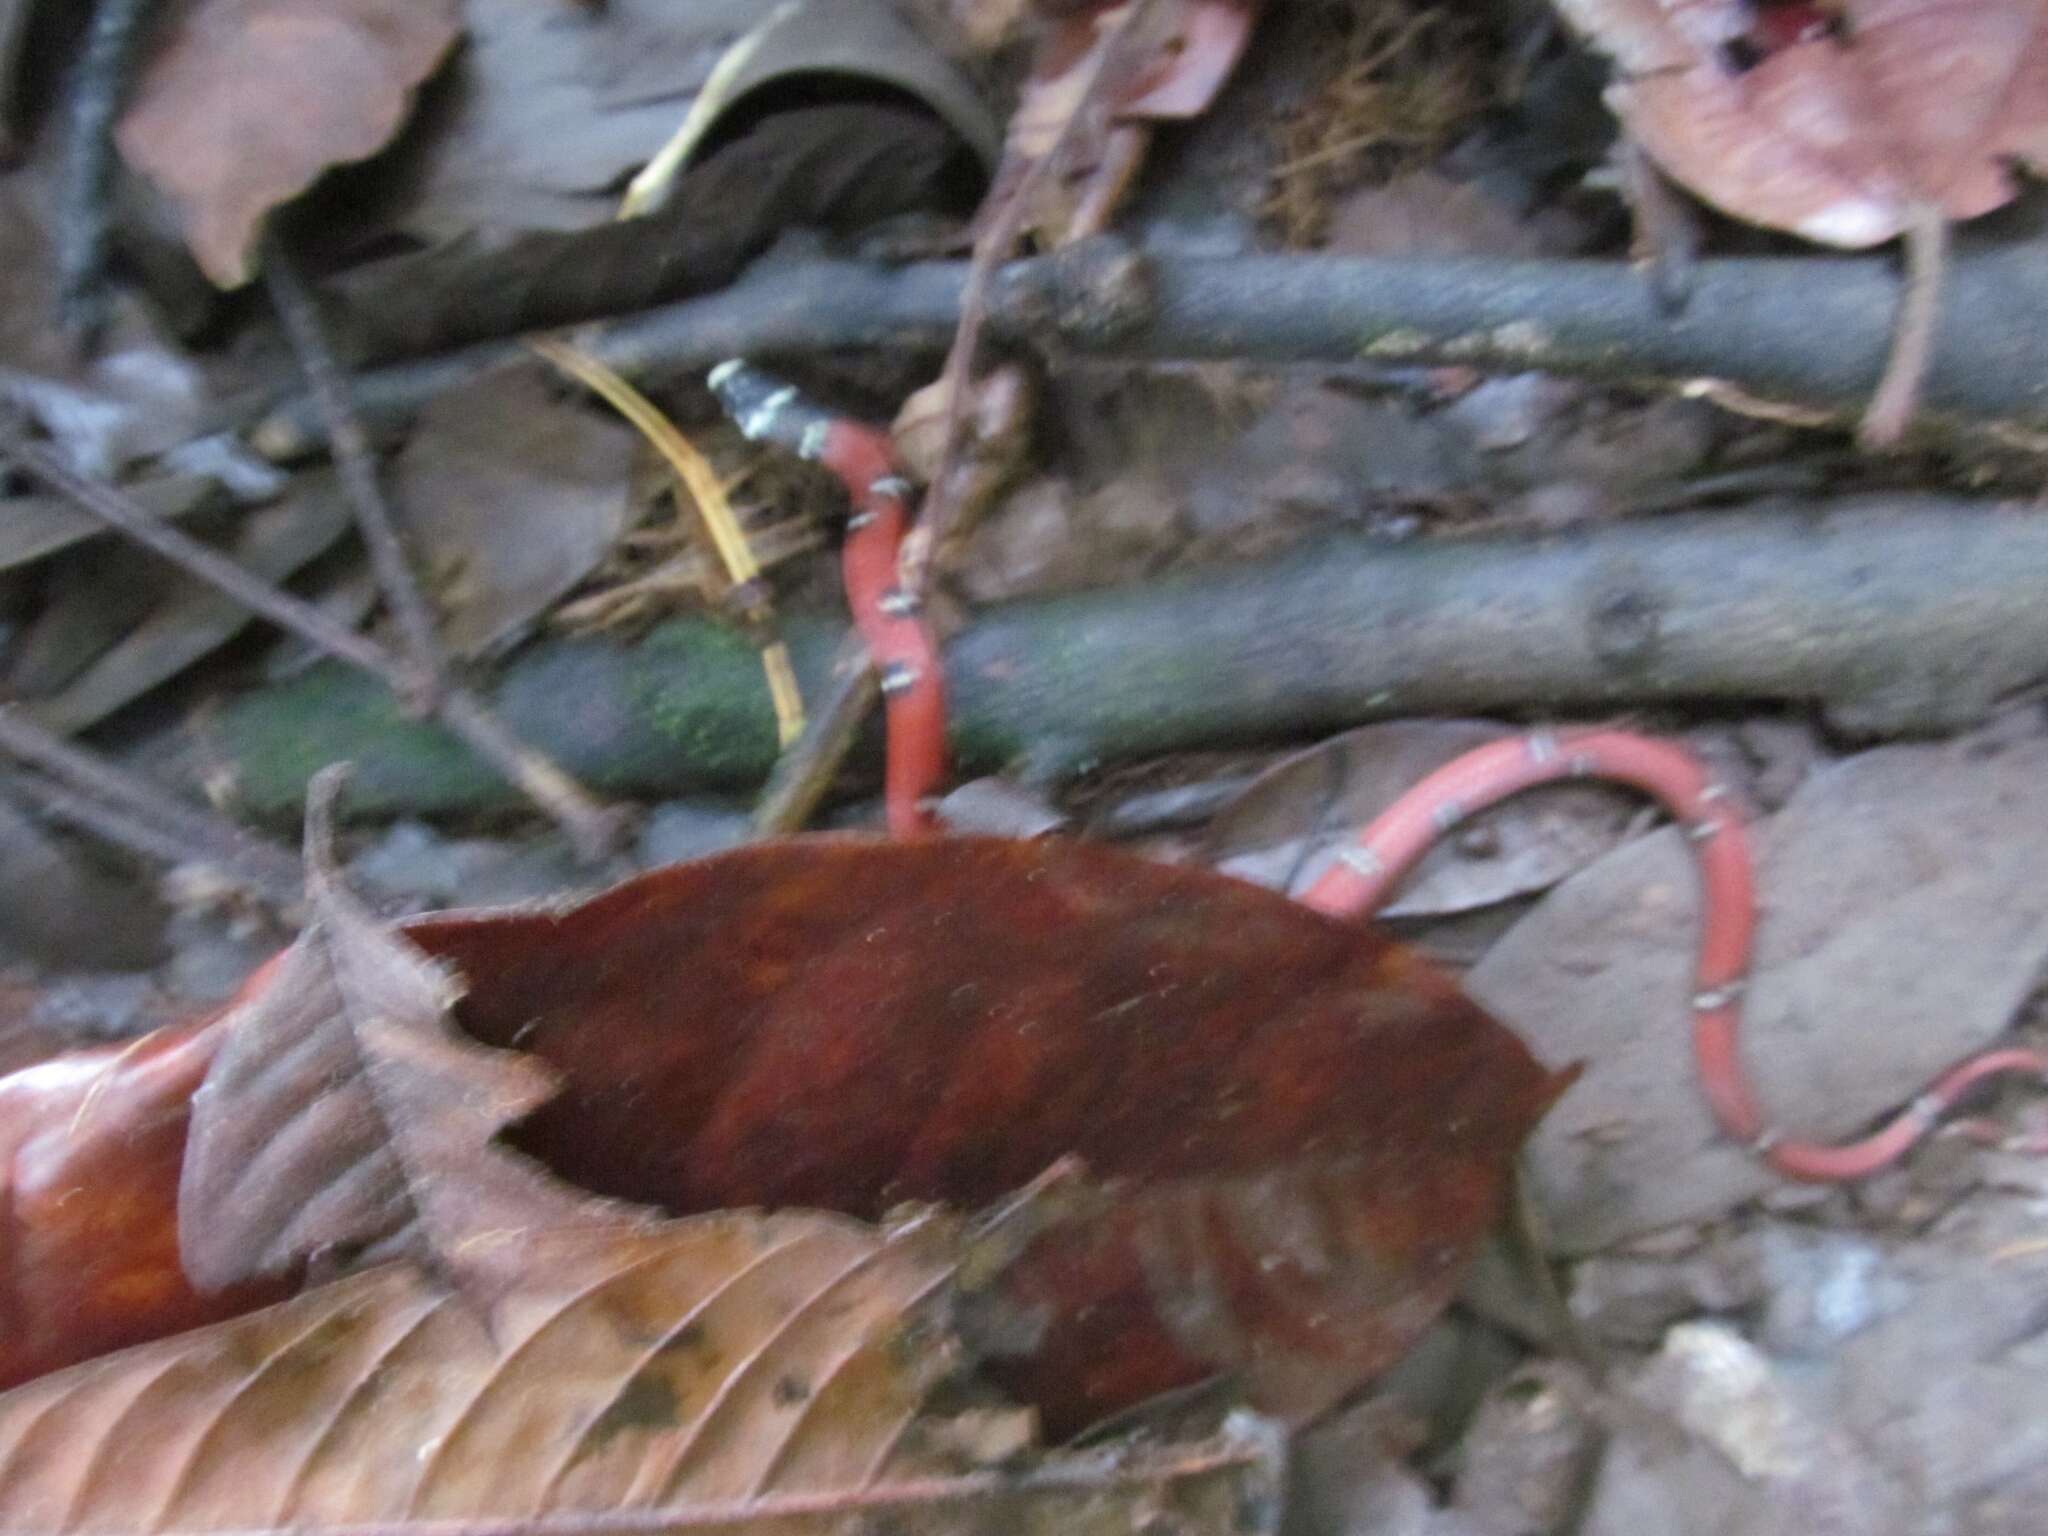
[207,495,2048,819]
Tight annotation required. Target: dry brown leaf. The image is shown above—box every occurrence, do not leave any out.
[27,475,353,736]
[1553,0,2048,246]
[0,1208,1289,1535]
[390,368,634,660]
[1000,0,1260,242]
[177,769,631,1298]
[13,832,1562,1433]
[115,0,463,285]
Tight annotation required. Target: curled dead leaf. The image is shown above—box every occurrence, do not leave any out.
[1001,0,1262,244]
[179,768,636,1301]
[413,837,1567,1432]
[115,0,464,285]
[1555,0,2048,246]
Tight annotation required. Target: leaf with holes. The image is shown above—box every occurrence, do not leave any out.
[177,769,633,1299]
[0,1201,1286,1536]
[1552,0,2048,246]
[114,0,463,285]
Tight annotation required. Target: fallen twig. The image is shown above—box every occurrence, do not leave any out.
[749,639,881,835]
[711,362,944,837]
[713,363,1030,834]
[205,494,2048,819]
[1,432,624,861]
[0,704,301,905]
[261,238,625,860]
[913,0,1165,589]
[245,233,2048,454]
[3,434,390,672]
[1859,203,1950,448]
[262,241,451,708]
[326,102,968,368]
[58,0,160,343]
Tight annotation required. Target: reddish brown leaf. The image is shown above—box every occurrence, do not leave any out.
[114,0,463,286]
[179,769,631,1298]
[1555,0,2048,245]
[0,1021,283,1393]
[0,1199,1284,1536]
[411,836,1566,1432]
[3,837,1560,1435]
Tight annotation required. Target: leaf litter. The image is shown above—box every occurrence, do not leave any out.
[115,0,464,286]
[0,826,1564,1446]
[7,0,2048,1530]
[387,367,635,661]
[1555,0,2048,247]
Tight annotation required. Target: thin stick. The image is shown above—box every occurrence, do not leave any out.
[433,689,627,858]
[910,0,1166,591]
[262,238,446,708]
[3,431,625,858]
[7,764,196,867]
[750,638,879,834]
[57,0,159,343]
[735,16,1158,826]
[0,703,302,898]
[242,236,2048,452]
[1859,202,1950,449]
[263,237,626,860]
[2,433,395,679]
[4,764,302,907]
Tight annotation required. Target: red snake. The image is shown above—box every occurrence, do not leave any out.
[711,361,2048,1182]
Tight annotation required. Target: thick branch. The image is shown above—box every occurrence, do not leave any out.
[206,496,2048,819]
[247,231,2048,452]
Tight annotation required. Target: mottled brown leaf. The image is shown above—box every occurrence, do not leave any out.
[0,1207,1286,1536]
[1555,0,2048,245]
[389,368,634,660]
[114,0,463,286]
[178,770,626,1298]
